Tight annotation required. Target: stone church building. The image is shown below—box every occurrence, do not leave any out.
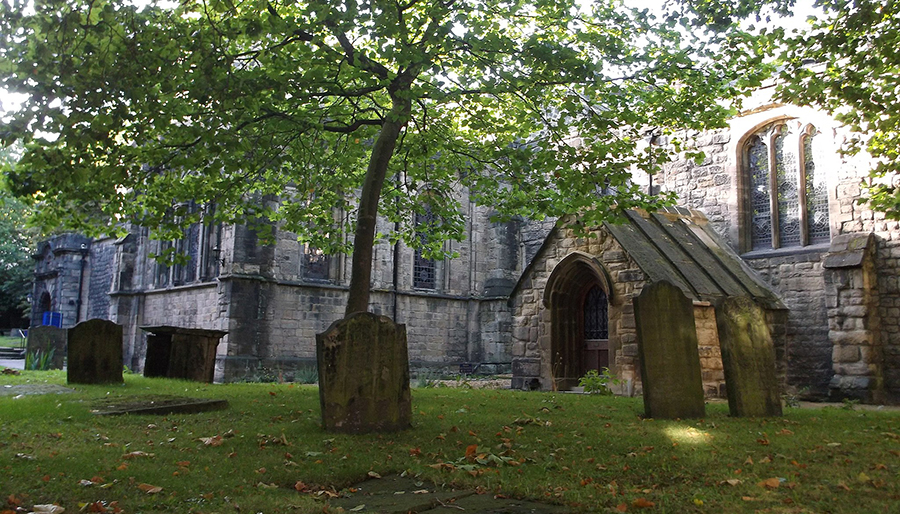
[30,86,900,403]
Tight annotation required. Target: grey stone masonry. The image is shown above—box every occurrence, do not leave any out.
[824,233,885,402]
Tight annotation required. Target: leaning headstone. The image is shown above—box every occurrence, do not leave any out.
[141,326,226,383]
[317,312,411,433]
[634,280,705,419]
[715,296,783,417]
[26,326,67,370]
[67,319,123,385]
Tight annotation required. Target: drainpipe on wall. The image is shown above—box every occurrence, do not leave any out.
[76,243,89,324]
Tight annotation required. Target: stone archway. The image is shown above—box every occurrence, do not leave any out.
[544,252,612,390]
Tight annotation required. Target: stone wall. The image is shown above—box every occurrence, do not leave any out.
[658,95,900,401]
[86,238,117,321]
[694,304,726,397]
[744,251,831,396]
[510,226,729,396]
[511,227,645,390]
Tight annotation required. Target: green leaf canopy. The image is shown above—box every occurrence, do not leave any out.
[0,0,769,313]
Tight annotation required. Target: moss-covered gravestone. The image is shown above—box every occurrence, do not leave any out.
[316,312,411,433]
[715,296,783,417]
[26,326,67,370]
[67,319,124,385]
[634,281,705,419]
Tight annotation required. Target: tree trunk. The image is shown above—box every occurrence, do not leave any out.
[344,93,411,317]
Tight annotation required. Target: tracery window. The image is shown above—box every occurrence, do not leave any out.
[413,210,437,290]
[583,285,609,340]
[301,245,331,281]
[154,204,221,287]
[746,123,830,251]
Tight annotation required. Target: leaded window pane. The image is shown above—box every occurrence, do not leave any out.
[749,136,772,250]
[775,132,801,247]
[583,285,608,340]
[414,211,436,290]
[302,246,330,281]
[804,130,831,243]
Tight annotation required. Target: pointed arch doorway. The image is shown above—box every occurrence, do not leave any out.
[544,253,612,390]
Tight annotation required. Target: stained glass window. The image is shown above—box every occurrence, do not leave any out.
[804,129,831,244]
[775,132,801,247]
[583,285,609,340]
[302,246,330,281]
[747,123,830,251]
[748,135,772,250]
[414,210,437,290]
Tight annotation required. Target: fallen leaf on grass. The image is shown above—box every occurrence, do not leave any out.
[632,498,654,508]
[367,471,381,479]
[137,483,163,494]
[257,483,278,490]
[349,505,366,512]
[198,435,223,446]
[30,505,65,514]
[721,479,742,486]
[757,478,781,489]
[122,451,154,459]
[615,504,627,512]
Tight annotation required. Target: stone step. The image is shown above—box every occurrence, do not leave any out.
[0,348,26,359]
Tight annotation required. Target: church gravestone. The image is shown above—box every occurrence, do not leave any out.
[67,319,124,385]
[715,296,783,417]
[634,280,705,419]
[26,326,67,370]
[317,312,411,433]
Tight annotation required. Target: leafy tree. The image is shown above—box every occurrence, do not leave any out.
[0,0,769,316]
[772,0,900,216]
[0,144,35,328]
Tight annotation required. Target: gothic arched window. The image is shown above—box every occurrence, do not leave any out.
[583,285,609,341]
[745,123,830,251]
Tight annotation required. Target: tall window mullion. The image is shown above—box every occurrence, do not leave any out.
[775,131,801,247]
[413,210,437,290]
[749,135,772,250]
[804,128,831,244]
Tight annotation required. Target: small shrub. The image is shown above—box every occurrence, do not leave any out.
[414,370,441,388]
[294,364,318,384]
[25,348,54,371]
[842,397,860,410]
[782,386,809,408]
[578,368,620,395]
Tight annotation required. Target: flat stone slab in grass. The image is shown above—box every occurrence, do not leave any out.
[0,384,76,396]
[326,475,570,513]
[90,395,228,416]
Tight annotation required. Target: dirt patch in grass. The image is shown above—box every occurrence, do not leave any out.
[90,394,228,416]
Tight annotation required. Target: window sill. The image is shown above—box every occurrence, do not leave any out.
[741,242,831,260]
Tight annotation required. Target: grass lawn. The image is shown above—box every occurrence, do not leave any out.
[1,371,899,513]
[0,335,25,348]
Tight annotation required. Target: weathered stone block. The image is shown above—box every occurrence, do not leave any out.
[316,313,411,433]
[634,281,705,420]
[512,357,541,378]
[715,297,782,417]
[67,319,124,385]
[832,345,861,363]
